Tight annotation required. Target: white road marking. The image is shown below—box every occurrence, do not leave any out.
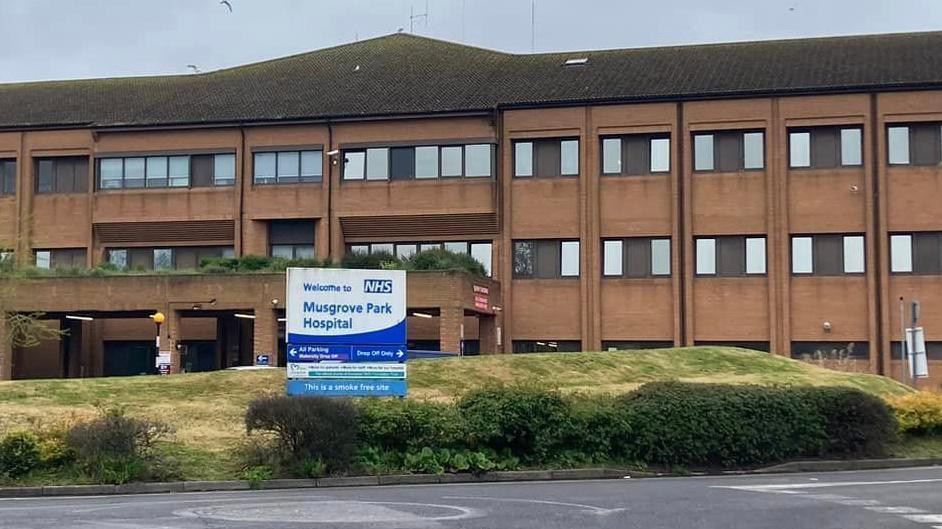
[443,495,627,515]
[714,478,942,492]
[866,506,928,514]
[904,515,942,524]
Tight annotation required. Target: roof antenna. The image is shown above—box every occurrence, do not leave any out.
[530,0,535,52]
[409,1,428,33]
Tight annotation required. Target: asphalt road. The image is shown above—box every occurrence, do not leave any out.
[1,467,940,529]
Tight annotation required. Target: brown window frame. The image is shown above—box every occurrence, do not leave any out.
[512,239,580,279]
[694,235,767,277]
[790,234,866,276]
[513,138,580,178]
[35,156,89,195]
[887,123,942,167]
[692,130,766,173]
[788,126,863,170]
[599,134,671,176]
[601,237,671,278]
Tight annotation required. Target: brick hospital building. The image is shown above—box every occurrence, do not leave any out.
[1,31,942,384]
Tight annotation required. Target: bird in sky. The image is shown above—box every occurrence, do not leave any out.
[187,64,201,74]
[220,0,233,13]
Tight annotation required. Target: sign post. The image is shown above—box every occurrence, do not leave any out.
[284,268,407,397]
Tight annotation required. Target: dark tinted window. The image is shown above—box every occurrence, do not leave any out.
[0,160,15,196]
[791,341,869,359]
[389,147,415,180]
[512,340,582,353]
[269,220,315,245]
[513,239,579,278]
[36,157,88,194]
[514,139,579,177]
[913,233,942,274]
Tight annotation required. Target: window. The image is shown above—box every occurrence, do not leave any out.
[602,240,623,276]
[395,244,418,259]
[253,149,322,184]
[98,154,233,190]
[887,124,942,166]
[464,144,492,177]
[791,342,869,360]
[888,126,910,165]
[560,140,579,176]
[0,160,15,196]
[792,236,814,274]
[512,341,582,353]
[789,132,811,168]
[600,135,671,175]
[560,241,580,277]
[693,135,714,171]
[36,157,88,194]
[695,238,716,275]
[693,131,765,171]
[345,144,492,180]
[347,240,493,276]
[470,242,493,276]
[890,232,942,274]
[788,127,863,169]
[168,156,189,187]
[440,146,463,177]
[514,142,533,177]
[106,247,232,270]
[890,234,913,273]
[414,147,438,179]
[602,238,671,278]
[696,236,766,276]
[34,248,86,269]
[743,132,764,169]
[269,219,315,259]
[108,249,127,269]
[342,151,365,180]
[153,249,173,270]
[367,148,390,180]
[791,234,866,275]
[513,139,580,177]
[513,239,579,278]
[213,154,236,186]
[745,237,766,274]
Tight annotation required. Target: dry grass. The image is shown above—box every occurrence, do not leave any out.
[0,347,913,478]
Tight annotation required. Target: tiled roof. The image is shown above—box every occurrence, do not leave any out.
[1,31,941,129]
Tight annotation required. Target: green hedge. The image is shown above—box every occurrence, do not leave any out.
[241,383,897,477]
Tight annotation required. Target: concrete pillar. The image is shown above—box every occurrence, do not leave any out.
[440,306,464,354]
[0,314,11,380]
[479,314,498,355]
[253,307,278,366]
[160,309,183,374]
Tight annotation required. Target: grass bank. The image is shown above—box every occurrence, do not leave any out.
[0,347,919,482]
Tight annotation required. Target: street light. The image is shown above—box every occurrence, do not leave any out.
[151,312,168,375]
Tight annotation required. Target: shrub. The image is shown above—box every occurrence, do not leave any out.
[561,395,634,463]
[357,398,466,452]
[796,386,897,457]
[65,408,173,483]
[404,249,487,277]
[0,432,41,479]
[66,411,172,462]
[621,382,827,467]
[245,396,359,474]
[457,385,570,464]
[341,251,399,270]
[887,391,942,435]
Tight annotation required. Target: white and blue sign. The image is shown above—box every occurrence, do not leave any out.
[288,362,407,380]
[287,379,408,398]
[285,268,408,398]
[286,343,407,363]
[286,268,406,345]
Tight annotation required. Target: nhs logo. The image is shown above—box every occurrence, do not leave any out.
[363,279,393,294]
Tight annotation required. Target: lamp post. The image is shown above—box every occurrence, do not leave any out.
[152,312,167,375]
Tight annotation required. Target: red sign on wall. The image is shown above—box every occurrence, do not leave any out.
[473,285,489,311]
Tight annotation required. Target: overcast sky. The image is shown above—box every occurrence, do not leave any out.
[0,0,940,83]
